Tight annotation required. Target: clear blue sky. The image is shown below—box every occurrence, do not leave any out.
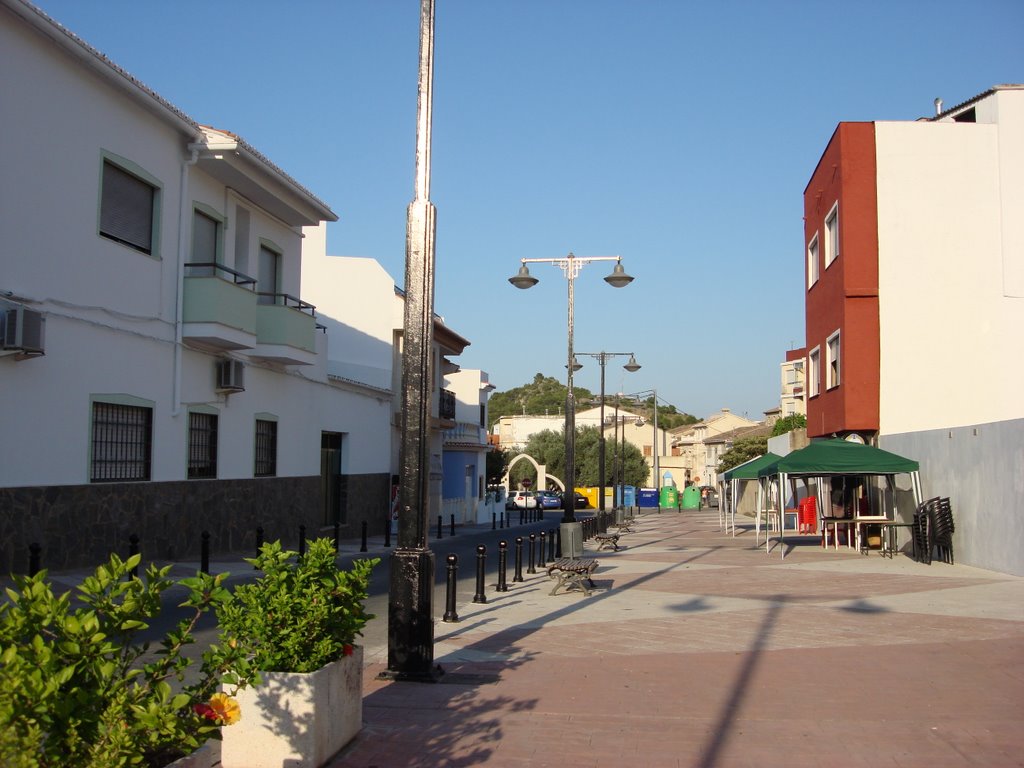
[33,0,1023,420]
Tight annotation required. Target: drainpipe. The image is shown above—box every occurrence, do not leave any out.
[173,142,201,417]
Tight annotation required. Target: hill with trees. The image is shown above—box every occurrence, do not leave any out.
[488,373,698,431]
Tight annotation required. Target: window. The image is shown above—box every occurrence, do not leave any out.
[824,204,839,267]
[188,411,218,479]
[91,401,152,482]
[807,234,819,288]
[99,158,158,255]
[826,331,841,389]
[191,208,220,264]
[808,347,821,397]
[255,419,278,477]
[258,242,281,305]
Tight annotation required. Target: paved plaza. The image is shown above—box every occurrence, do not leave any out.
[332,507,1024,768]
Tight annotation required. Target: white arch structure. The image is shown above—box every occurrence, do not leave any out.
[502,454,564,492]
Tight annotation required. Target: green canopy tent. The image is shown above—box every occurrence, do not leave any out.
[719,453,782,537]
[755,439,923,558]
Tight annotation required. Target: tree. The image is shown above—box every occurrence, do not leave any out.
[717,435,769,473]
[511,426,647,489]
[771,414,806,436]
[485,447,511,486]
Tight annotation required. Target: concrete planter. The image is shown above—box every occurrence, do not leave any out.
[220,647,363,768]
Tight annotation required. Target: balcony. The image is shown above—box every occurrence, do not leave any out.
[249,293,318,366]
[181,263,258,351]
[443,421,487,449]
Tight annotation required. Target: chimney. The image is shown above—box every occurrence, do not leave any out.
[934,97,943,115]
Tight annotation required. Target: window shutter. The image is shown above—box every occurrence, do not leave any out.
[192,210,218,264]
[101,162,154,254]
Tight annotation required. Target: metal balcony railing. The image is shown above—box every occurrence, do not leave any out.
[256,292,316,315]
[184,262,256,288]
[439,388,456,420]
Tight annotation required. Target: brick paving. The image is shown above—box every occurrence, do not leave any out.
[327,507,1024,768]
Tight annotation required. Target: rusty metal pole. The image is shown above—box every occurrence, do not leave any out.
[383,0,441,683]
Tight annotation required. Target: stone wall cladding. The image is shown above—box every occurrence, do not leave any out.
[0,472,389,574]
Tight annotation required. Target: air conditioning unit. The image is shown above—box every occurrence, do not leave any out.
[1,307,45,356]
[216,359,245,392]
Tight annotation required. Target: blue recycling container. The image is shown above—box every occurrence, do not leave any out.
[638,488,659,508]
[623,485,636,508]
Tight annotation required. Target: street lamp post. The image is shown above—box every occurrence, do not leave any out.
[509,254,634,529]
[575,352,640,525]
[383,0,440,683]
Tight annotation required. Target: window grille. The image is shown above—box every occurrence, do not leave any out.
[91,402,152,482]
[188,412,218,479]
[255,419,278,477]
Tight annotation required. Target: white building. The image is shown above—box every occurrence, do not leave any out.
[0,0,392,571]
[802,84,1024,574]
[301,224,486,526]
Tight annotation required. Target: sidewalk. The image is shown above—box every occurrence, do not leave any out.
[330,508,1024,768]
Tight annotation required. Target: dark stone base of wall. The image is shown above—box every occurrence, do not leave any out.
[0,473,390,575]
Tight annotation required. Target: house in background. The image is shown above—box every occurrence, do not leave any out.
[802,84,1024,575]
[668,409,761,487]
[301,223,484,527]
[780,348,806,419]
[442,369,496,523]
[0,0,399,571]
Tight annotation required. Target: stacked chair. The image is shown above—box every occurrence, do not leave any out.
[911,497,955,565]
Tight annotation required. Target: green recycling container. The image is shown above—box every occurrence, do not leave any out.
[681,485,701,510]
[659,486,678,509]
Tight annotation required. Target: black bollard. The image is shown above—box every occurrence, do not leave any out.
[450,514,456,537]
[497,540,508,592]
[298,525,306,558]
[384,514,391,548]
[519,507,524,526]
[335,521,341,553]
[556,526,563,558]
[255,526,264,569]
[500,510,505,529]
[200,530,210,574]
[527,533,537,574]
[492,512,496,531]
[28,542,41,576]
[514,536,524,582]
[548,528,556,561]
[473,544,487,604]
[442,554,459,623]
[128,534,139,579]
[437,515,443,540]
[538,531,547,568]
[361,520,368,553]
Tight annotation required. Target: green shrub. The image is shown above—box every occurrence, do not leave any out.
[0,554,257,768]
[215,539,378,673]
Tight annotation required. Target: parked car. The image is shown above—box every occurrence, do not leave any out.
[699,486,719,508]
[506,490,538,509]
[536,491,562,509]
[536,491,588,509]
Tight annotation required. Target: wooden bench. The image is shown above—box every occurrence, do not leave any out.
[594,532,620,551]
[546,557,599,596]
[611,522,634,534]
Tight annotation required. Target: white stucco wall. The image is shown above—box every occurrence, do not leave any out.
[300,224,399,391]
[0,12,389,488]
[875,117,1024,433]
